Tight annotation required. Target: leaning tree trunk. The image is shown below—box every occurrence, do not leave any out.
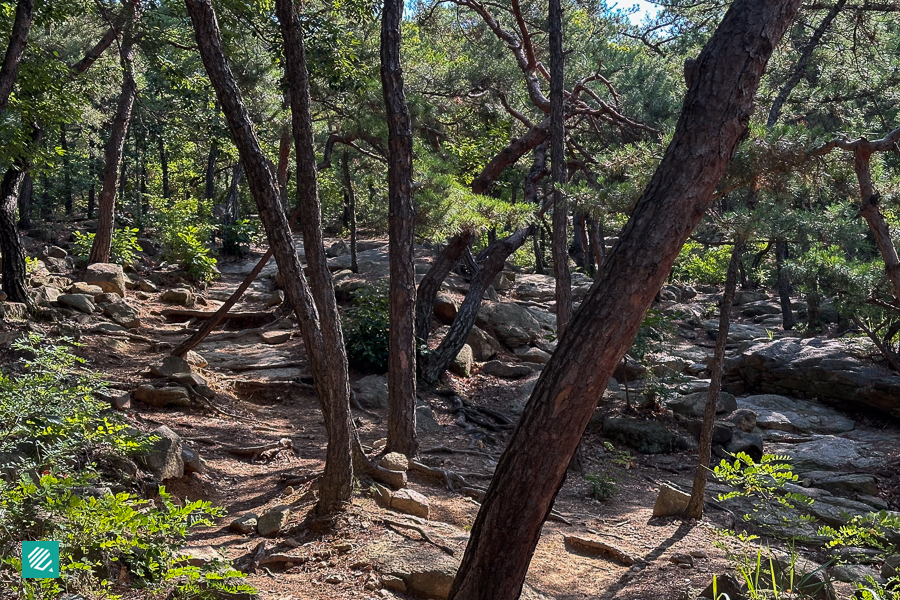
[0,168,30,305]
[447,1,803,597]
[341,151,358,274]
[223,161,243,228]
[0,0,34,113]
[685,238,743,519]
[275,0,355,512]
[89,0,141,264]
[17,172,32,229]
[775,239,794,330]
[381,0,418,457]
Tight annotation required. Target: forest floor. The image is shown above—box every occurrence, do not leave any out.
[13,234,900,600]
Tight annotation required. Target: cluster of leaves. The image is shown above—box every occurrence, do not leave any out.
[72,228,143,267]
[0,334,250,599]
[671,240,733,285]
[149,197,218,282]
[343,283,390,373]
[222,219,261,257]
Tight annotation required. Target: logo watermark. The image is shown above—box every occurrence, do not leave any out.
[21,541,59,578]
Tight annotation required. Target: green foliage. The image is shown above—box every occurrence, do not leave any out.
[72,228,143,266]
[855,577,900,600]
[818,511,900,553]
[343,284,390,373]
[150,197,218,282]
[222,218,261,257]
[0,334,250,598]
[584,473,618,501]
[671,240,732,285]
[714,453,813,510]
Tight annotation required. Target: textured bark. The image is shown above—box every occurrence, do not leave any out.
[0,168,30,305]
[472,119,549,196]
[448,1,803,597]
[89,0,141,264]
[159,135,171,200]
[415,231,474,343]
[341,151,358,274]
[549,0,571,336]
[275,0,354,512]
[205,142,218,201]
[422,227,533,384]
[776,239,794,330]
[17,172,32,229]
[70,27,119,75]
[0,0,34,113]
[381,0,418,456]
[685,239,742,519]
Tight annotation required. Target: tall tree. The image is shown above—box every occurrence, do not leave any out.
[447,1,804,597]
[0,0,34,113]
[89,0,142,264]
[549,0,571,336]
[381,0,418,456]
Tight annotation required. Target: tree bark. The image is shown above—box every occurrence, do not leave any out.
[685,238,742,519]
[447,1,803,597]
[205,142,218,201]
[549,0,571,336]
[89,0,141,264]
[275,0,354,512]
[0,168,30,305]
[775,239,794,330]
[224,161,243,227]
[277,126,291,210]
[17,172,32,229]
[159,135,170,200]
[341,151,358,274]
[414,231,474,344]
[0,0,34,113]
[61,124,73,215]
[381,0,418,457]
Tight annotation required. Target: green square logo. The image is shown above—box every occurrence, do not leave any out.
[21,541,59,578]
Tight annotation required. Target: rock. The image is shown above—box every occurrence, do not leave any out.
[699,574,744,600]
[481,360,532,379]
[652,484,691,518]
[740,301,783,317]
[831,563,881,584]
[379,453,409,472]
[260,330,291,345]
[703,320,770,343]
[325,575,343,584]
[230,513,258,534]
[327,240,349,257]
[68,282,104,296]
[882,555,900,579]
[564,536,638,565]
[450,344,473,377]
[770,550,836,600]
[382,575,407,592]
[185,350,207,367]
[103,302,140,328]
[332,270,368,301]
[433,294,459,324]
[390,489,430,518]
[29,286,61,307]
[724,431,764,462]
[738,394,855,435]
[684,420,733,445]
[613,355,648,382]
[257,505,291,537]
[169,372,207,387]
[603,418,676,454]
[514,346,551,364]
[372,482,393,508]
[150,355,192,378]
[724,408,757,432]
[108,392,131,410]
[85,263,126,297]
[134,385,192,408]
[475,302,542,349]
[667,391,737,418]
[658,285,680,302]
[181,446,203,473]
[733,290,769,305]
[175,545,223,568]
[161,288,194,306]
[466,326,501,361]
[810,473,878,497]
[354,375,389,409]
[0,302,28,321]
[774,435,875,473]
[138,279,158,292]
[45,245,67,259]
[266,290,284,306]
[95,292,120,304]
[42,256,69,273]
[138,238,159,256]
[136,425,184,480]
[416,400,442,433]
[807,496,882,527]
[57,294,95,314]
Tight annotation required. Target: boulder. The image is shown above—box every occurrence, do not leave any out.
[266,290,284,306]
[257,505,291,537]
[882,555,900,579]
[465,326,501,361]
[260,330,291,345]
[808,473,878,497]
[514,346,551,364]
[354,375,389,409]
[683,420,733,445]
[613,355,648,383]
[737,394,854,435]
[379,452,409,472]
[230,513,258,534]
[181,446,203,473]
[390,489,430,519]
[733,290,768,305]
[603,418,675,454]
[169,372,207,387]
[161,288,194,306]
[68,282,104,296]
[84,263,126,297]
[134,385,191,408]
[723,408,757,432]
[368,541,460,600]
[29,286,61,307]
[433,294,459,324]
[772,435,876,474]
[475,302,542,349]
[652,483,691,518]
[327,240,349,257]
[103,302,140,328]
[481,360,532,379]
[138,279,159,293]
[150,355,192,378]
[416,400,442,433]
[136,425,184,480]
[44,245,67,259]
[0,302,28,321]
[450,344,473,377]
[57,294,95,314]
[666,391,736,418]
[724,430,764,462]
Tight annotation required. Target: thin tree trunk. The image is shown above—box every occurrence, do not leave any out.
[277,126,291,211]
[118,130,129,206]
[89,0,141,264]
[275,0,354,512]
[224,162,243,227]
[381,0,418,457]
[549,0,571,336]
[158,135,170,200]
[0,167,30,305]
[205,142,218,201]
[414,231,474,343]
[0,0,34,113]
[776,239,794,330]
[448,1,803,596]
[61,124,73,215]
[588,216,604,272]
[685,238,742,519]
[341,151,358,274]
[17,172,32,229]
[533,228,545,274]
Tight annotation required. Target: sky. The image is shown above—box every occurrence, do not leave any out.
[626,0,658,24]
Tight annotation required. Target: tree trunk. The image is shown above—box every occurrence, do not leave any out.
[17,172,32,229]
[776,239,794,330]
[61,124,73,215]
[224,161,243,227]
[533,228,545,274]
[89,0,141,264]
[685,238,742,519]
[447,1,803,597]
[0,168,30,305]
[0,0,34,113]
[205,142,218,201]
[549,0,571,336]
[275,0,354,512]
[381,0,418,457]
[277,126,291,211]
[341,151,358,274]
[588,216,604,272]
[422,227,533,384]
[415,231,474,343]
[159,135,170,200]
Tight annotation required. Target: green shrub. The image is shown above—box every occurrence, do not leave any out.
[344,284,390,373]
[0,334,250,599]
[222,219,260,257]
[72,228,143,266]
[149,197,218,282]
[671,240,732,285]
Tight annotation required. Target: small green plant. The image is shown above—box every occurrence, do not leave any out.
[672,240,733,285]
[72,228,142,266]
[149,196,218,282]
[24,256,39,274]
[818,510,900,553]
[584,473,618,500]
[222,219,261,257]
[602,441,637,469]
[344,283,390,373]
[855,576,900,599]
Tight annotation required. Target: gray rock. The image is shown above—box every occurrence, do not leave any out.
[831,563,881,584]
[138,279,158,293]
[475,302,542,349]
[260,330,291,345]
[450,344,473,377]
[738,394,855,435]
[327,240,349,257]
[45,245,67,259]
[58,294,95,314]
[466,326,501,361]
[481,360,532,379]
[29,286,61,307]
[161,288,193,306]
[702,320,770,343]
[724,408,757,432]
[103,302,140,328]
[136,425,184,480]
[0,301,28,321]
[68,282,104,296]
[368,542,459,600]
[733,290,769,305]
[379,452,409,472]
[603,418,675,454]
[85,263,126,297]
[257,505,291,537]
[683,420,733,445]
[724,430,764,462]
[150,355,192,378]
[770,550,836,600]
[775,435,875,473]
[666,391,736,418]
[699,574,744,600]
[230,513,258,534]
[652,483,690,518]
[266,290,284,306]
[882,555,900,579]
[811,474,878,497]
[514,346,551,364]
[181,446,203,473]
[354,375,389,409]
[740,301,782,317]
[416,400,442,433]
[433,294,458,324]
[169,372,207,387]
[134,385,192,408]
[807,496,883,527]
[390,489,430,519]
